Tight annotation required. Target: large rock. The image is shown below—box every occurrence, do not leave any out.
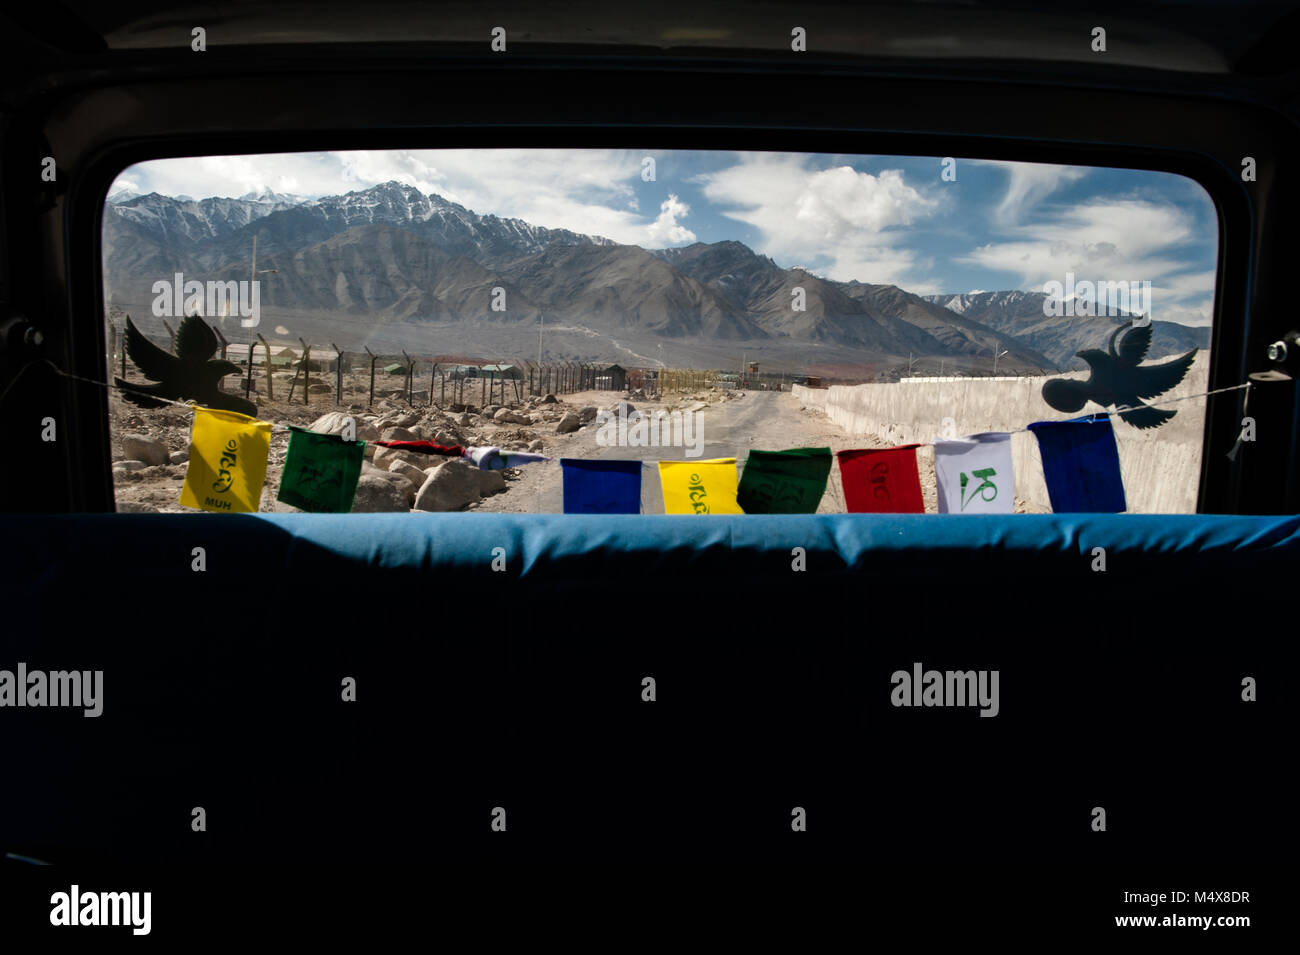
[372,445,424,471]
[350,473,410,512]
[168,450,189,464]
[578,406,598,422]
[388,459,428,486]
[358,462,416,504]
[380,426,420,442]
[308,412,380,442]
[308,411,350,433]
[121,434,170,467]
[493,408,532,425]
[414,460,483,512]
[556,412,582,434]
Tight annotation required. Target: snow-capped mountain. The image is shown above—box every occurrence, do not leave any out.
[107,192,301,245]
[923,290,1209,367]
[104,181,616,273]
[238,187,314,206]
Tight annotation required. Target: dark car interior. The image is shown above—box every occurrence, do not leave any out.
[0,0,1294,936]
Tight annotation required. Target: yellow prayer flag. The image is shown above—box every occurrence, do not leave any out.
[179,406,272,513]
[657,457,743,514]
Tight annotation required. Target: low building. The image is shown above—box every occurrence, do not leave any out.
[602,363,628,391]
[480,363,523,380]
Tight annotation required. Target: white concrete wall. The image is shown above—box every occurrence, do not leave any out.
[794,353,1210,513]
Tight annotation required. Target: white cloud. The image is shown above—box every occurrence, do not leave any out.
[960,197,1214,326]
[699,154,941,287]
[644,194,696,245]
[990,162,1088,225]
[961,199,1197,285]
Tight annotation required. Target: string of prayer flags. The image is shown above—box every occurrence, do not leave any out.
[372,440,464,457]
[1027,415,1127,513]
[277,425,366,513]
[737,447,832,514]
[465,446,550,471]
[658,457,743,514]
[179,406,272,514]
[933,432,1014,514]
[561,458,643,514]
[836,445,925,513]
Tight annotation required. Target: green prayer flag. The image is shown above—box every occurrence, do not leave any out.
[277,425,366,513]
[737,447,833,514]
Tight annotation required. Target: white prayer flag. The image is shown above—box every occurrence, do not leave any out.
[934,432,1015,514]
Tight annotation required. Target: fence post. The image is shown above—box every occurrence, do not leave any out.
[108,322,117,374]
[402,351,413,405]
[257,334,273,400]
[287,353,302,402]
[365,347,376,407]
[300,339,312,405]
[429,362,439,405]
[297,340,310,405]
[332,342,343,405]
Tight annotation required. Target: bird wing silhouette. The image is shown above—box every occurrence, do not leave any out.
[124,316,179,382]
[1133,348,1197,399]
[1112,321,1153,365]
[1115,399,1177,430]
[113,377,169,409]
[176,315,219,362]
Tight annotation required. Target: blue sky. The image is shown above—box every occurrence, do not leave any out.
[112,148,1218,326]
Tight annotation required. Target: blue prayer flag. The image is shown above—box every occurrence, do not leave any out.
[561,458,642,514]
[1027,415,1127,513]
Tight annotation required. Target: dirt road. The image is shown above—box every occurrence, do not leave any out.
[476,390,911,514]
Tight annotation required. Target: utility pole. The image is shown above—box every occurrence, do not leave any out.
[245,235,257,399]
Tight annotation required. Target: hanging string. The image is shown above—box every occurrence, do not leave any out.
[45,360,1254,459]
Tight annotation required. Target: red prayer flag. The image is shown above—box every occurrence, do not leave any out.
[372,441,464,457]
[836,445,925,513]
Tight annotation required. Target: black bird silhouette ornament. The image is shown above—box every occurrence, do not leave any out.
[115,315,257,417]
[1041,320,1196,430]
